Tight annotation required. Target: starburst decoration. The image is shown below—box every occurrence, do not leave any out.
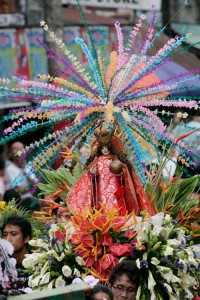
[0,3,199,190]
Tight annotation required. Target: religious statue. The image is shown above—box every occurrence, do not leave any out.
[66,124,154,216]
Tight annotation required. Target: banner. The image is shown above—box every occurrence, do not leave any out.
[63,26,82,62]
[26,28,48,79]
[15,28,30,79]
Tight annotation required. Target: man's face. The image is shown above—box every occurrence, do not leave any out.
[110,274,137,300]
[2,224,29,253]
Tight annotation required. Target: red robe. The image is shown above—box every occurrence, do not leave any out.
[67,155,154,216]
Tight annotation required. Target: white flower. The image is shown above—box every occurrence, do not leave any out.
[40,272,50,285]
[151,257,160,265]
[30,275,42,288]
[167,239,180,247]
[156,266,173,283]
[40,261,49,276]
[135,285,141,300]
[136,258,141,269]
[73,268,81,277]
[22,253,42,268]
[152,241,161,250]
[29,239,49,251]
[55,275,66,288]
[62,265,72,277]
[83,275,99,288]
[180,273,196,286]
[75,256,85,266]
[72,278,83,285]
[163,282,172,293]
[151,212,164,227]
[55,252,65,262]
[164,246,174,256]
[147,270,156,296]
[48,279,55,289]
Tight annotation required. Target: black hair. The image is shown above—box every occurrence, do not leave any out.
[3,189,21,204]
[85,141,133,173]
[18,196,41,212]
[86,284,113,300]
[109,260,140,288]
[0,156,5,171]
[2,215,32,240]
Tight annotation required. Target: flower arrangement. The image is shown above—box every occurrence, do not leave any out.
[133,213,200,300]
[69,209,200,299]
[70,207,137,282]
[22,206,200,299]
[22,222,86,291]
[0,239,17,289]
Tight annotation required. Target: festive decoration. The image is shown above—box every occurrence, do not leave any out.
[0,3,199,190]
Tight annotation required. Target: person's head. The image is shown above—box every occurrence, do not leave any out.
[3,189,21,204]
[87,284,113,300]
[109,261,140,300]
[2,216,32,258]
[8,141,25,166]
[18,196,42,213]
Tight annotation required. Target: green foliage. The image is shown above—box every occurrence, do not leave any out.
[38,161,83,201]
[0,200,32,235]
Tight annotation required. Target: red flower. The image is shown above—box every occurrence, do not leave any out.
[111,217,127,231]
[70,233,82,245]
[84,254,95,268]
[99,253,118,270]
[80,220,94,232]
[110,243,133,256]
[99,232,113,246]
[125,229,135,238]
[94,216,108,232]
[81,234,94,247]
[75,248,90,259]
[54,230,65,243]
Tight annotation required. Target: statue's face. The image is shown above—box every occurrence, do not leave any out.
[101,146,110,156]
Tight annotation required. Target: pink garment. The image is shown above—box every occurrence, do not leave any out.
[96,155,123,211]
[67,155,154,216]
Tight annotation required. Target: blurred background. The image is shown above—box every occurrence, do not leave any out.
[0,0,199,143]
